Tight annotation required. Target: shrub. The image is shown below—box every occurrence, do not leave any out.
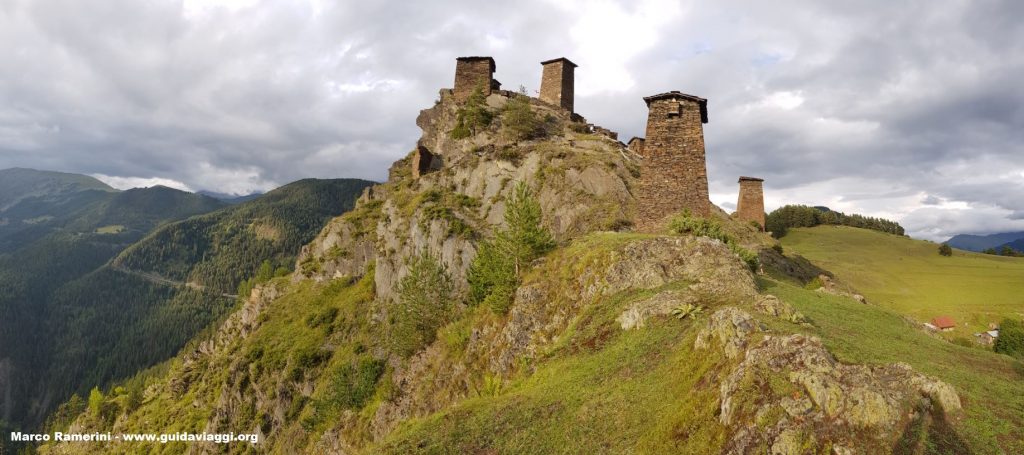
[389,251,455,356]
[669,211,759,272]
[319,358,386,410]
[500,87,552,141]
[88,386,104,416]
[994,318,1024,360]
[668,210,729,243]
[804,276,824,290]
[450,85,493,139]
[938,243,953,256]
[468,182,555,314]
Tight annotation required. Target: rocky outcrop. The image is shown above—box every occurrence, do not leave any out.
[697,307,962,453]
[695,306,762,359]
[295,89,637,307]
[752,294,807,324]
[371,235,759,438]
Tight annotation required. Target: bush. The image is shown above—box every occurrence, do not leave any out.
[804,276,824,290]
[88,386,104,416]
[389,251,455,356]
[468,182,555,313]
[500,87,552,141]
[669,211,759,272]
[994,318,1024,360]
[450,85,493,139]
[938,243,953,256]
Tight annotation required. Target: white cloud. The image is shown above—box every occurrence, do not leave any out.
[92,174,193,192]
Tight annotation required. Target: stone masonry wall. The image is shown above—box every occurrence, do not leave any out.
[453,57,494,103]
[539,58,575,112]
[736,177,765,230]
[635,95,710,231]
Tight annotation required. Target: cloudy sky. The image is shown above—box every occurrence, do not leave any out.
[1,0,1022,240]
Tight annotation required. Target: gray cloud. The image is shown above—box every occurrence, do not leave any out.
[1,0,1022,241]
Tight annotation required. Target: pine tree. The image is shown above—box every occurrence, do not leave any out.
[468,182,554,313]
[390,251,454,356]
[87,386,103,416]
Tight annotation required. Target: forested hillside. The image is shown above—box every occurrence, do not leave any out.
[0,173,371,444]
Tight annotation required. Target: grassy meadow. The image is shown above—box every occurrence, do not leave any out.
[781,226,1024,335]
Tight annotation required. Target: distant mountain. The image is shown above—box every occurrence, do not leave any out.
[945,231,1024,252]
[0,172,373,433]
[996,238,1024,253]
[0,167,115,210]
[197,189,264,204]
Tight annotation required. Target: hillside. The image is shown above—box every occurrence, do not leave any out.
[946,231,1024,252]
[0,177,369,440]
[38,82,1021,454]
[781,225,1024,334]
[0,167,115,211]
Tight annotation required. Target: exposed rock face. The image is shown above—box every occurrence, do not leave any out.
[295,89,637,306]
[695,306,762,359]
[697,307,962,453]
[752,294,807,324]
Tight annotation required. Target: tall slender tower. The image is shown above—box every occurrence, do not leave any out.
[634,91,710,231]
[538,57,576,112]
[453,56,495,103]
[736,177,766,230]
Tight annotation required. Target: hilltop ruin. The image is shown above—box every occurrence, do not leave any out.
[445,55,765,232]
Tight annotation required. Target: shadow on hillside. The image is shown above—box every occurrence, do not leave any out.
[893,401,971,454]
[759,249,832,285]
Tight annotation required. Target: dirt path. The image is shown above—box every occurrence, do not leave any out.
[111,265,238,299]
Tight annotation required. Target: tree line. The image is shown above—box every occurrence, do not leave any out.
[765,205,905,238]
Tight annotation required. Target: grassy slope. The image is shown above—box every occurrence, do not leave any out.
[781,226,1024,333]
[761,278,1023,453]
[377,232,1022,454]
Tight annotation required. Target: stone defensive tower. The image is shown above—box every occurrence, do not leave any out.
[539,57,576,112]
[635,91,710,231]
[453,56,496,103]
[736,176,766,230]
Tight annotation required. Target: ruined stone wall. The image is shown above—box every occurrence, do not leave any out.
[453,57,494,103]
[736,177,765,230]
[539,58,575,112]
[635,94,710,231]
[627,138,645,155]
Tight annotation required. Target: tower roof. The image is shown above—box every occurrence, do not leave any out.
[643,91,708,123]
[738,176,764,182]
[456,56,496,72]
[540,57,578,67]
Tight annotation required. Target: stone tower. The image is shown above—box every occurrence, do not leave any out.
[453,56,495,103]
[539,57,576,112]
[635,91,710,231]
[736,176,766,230]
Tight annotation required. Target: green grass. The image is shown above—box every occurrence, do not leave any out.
[377,291,729,454]
[759,277,1024,453]
[94,224,125,234]
[781,226,1024,333]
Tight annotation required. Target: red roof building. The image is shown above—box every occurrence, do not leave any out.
[931,316,957,330]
